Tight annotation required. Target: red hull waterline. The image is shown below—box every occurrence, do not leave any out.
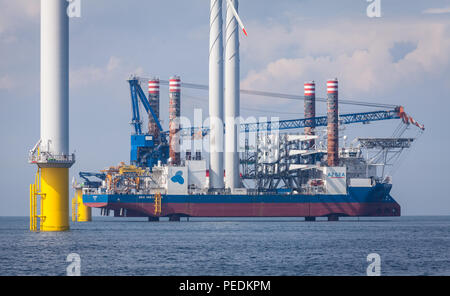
[87,202,401,219]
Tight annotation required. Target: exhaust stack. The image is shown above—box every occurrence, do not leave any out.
[327,79,339,166]
[169,76,181,166]
[304,81,316,149]
[148,78,160,141]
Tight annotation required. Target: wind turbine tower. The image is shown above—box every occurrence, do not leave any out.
[29,0,74,231]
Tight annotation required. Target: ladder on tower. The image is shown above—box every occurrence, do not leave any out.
[29,168,46,231]
[154,192,161,216]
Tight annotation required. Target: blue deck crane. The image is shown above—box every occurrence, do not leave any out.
[128,77,169,168]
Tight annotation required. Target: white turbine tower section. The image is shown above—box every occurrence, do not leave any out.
[209,0,224,189]
[224,0,243,190]
[41,0,69,155]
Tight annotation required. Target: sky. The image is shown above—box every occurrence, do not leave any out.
[0,0,450,215]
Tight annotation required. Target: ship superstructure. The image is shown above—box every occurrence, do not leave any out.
[79,77,422,221]
[76,0,424,222]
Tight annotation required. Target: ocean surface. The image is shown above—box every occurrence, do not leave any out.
[0,216,449,276]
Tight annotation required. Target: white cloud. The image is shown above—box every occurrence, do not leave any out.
[0,0,39,34]
[70,56,122,87]
[0,75,14,90]
[106,56,120,71]
[423,6,450,14]
[241,19,450,100]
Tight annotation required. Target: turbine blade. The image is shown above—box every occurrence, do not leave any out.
[226,0,247,36]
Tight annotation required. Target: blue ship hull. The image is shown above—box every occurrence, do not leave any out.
[83,183,400,218]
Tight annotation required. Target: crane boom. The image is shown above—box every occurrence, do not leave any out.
[128,78,163,134]
[181,107,424,136]
[242,109,401,133]
[129,81,142,135]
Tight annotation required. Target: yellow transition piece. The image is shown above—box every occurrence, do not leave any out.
[40,168,69,231]
[73,188,92,222]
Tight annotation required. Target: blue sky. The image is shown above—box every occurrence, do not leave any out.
[1,0,450,215]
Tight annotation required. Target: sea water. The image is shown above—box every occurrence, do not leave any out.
[0,216,449,276]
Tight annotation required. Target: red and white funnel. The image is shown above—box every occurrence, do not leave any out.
[327,79,339,166]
